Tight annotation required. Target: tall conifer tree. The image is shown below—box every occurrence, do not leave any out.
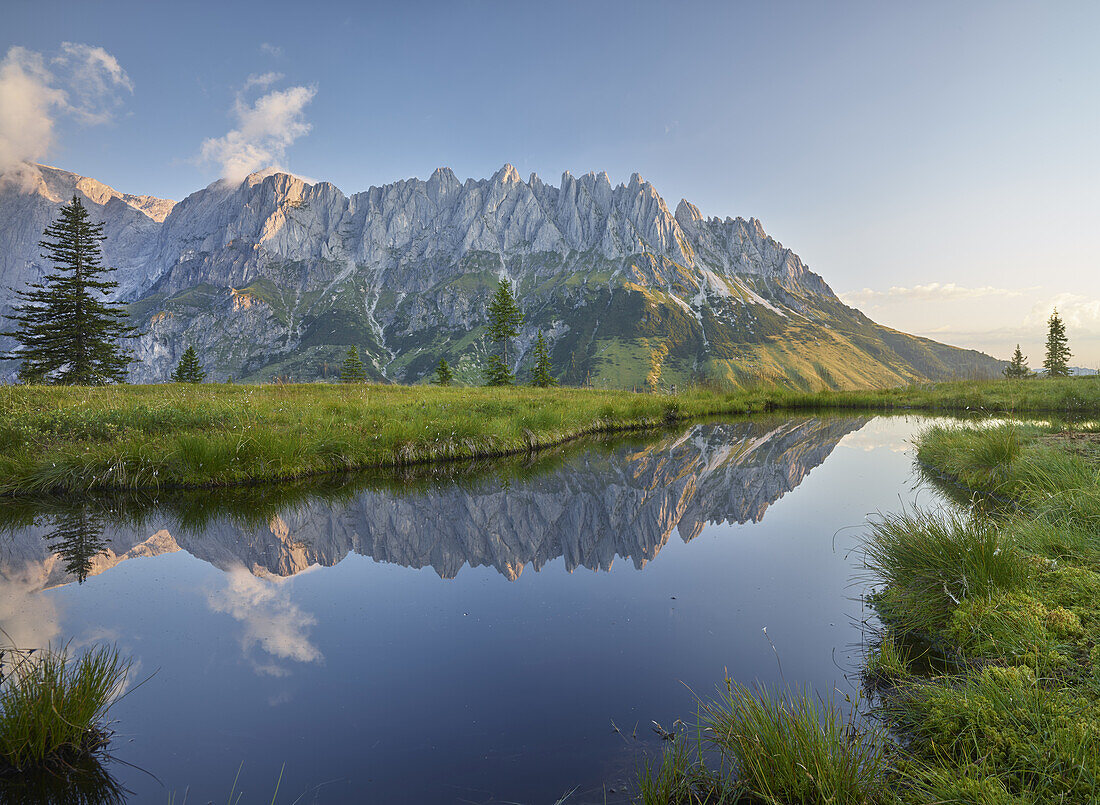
[1043,309,1072,378]
[1003,344,1031,379]
[433,357,454,386]
[2,196,138,384]
[484,278,523,386]
[340,347,367,382]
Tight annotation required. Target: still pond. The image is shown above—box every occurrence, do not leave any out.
[0,415,951,803]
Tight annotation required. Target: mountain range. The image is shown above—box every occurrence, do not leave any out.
[0,163,1004,387]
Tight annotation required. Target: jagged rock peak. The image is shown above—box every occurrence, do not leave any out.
[492,163,522,184]
[675,198,703,225]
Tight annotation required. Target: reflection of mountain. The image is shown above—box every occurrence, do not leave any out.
[0,418,866,588]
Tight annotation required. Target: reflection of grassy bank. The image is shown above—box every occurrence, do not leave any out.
[0,644,129,800]
[634,421,1100,803]
[0,377,1098,495]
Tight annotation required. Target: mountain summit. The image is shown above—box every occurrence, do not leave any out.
[0,163,1002,386]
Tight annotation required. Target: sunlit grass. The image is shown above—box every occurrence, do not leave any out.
[1,376,1099,495]
[862,421,1100,803]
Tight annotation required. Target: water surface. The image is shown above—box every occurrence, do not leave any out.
[0,415,944,803]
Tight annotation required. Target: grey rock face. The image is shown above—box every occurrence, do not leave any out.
[0,164,174,314]
[0,162,1002,386]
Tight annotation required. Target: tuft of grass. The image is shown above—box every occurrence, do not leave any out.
[863,509,1032,637]
[863,634,913,688]
[635,737,741,805]
[698,680,891,805]
[0,644,131,774]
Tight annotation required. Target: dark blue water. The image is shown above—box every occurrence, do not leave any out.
[0,415,946,803]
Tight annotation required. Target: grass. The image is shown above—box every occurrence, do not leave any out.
[0,643,130,776]
[861,421,1100,803]
[862,509,1033,636]
[634,680,891,804]
[0,376,1099,495]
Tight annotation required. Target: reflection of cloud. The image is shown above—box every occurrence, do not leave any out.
[0,568,62,649]
[209,566,321,676]
[841,283,1034,306]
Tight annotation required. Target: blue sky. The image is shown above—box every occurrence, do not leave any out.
[3,0,1099,365]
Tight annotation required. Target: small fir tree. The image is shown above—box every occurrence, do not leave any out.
[1003,344,1031,379]
[433,357,454,386]
[1042,309,1071,378]
[529,331,556,387]
[339,347,367,382]
[1,196,139,384]
[171,345,206,383]
[484,278,523,386]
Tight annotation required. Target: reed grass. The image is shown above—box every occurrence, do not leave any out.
[699,680,891,805]
[634,681,891,805]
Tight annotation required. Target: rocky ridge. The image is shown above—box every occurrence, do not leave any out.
[0,162,1003,387]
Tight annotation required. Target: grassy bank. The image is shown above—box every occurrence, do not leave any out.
[0,376,1098,495]
[861,421,1100,803]
[633,419,1100,803]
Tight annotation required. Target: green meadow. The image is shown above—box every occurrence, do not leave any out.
[0,376,1098,495]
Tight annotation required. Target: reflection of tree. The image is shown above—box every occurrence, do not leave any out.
[45,509,110,584]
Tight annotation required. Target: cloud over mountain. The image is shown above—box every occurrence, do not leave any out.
[198,74,316,182]
[0,43,132,181]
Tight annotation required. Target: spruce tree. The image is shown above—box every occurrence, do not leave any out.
[2,196,138,384]
[433,357,454,386]
[484,278,523,386]
[1043,309,1071,378]
[171,345,206,383]
[339,347,367,382]
[1003,344,1031,379]
[529,331,556,387]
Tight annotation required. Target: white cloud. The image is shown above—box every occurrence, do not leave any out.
[0,43,132,180]
[53,42,133,125]
[198,75,316,182]
[840,282,1034,306]
[242,71,283,91]
[209,566,322,676]
[0,570,62,649]
[1025,293,1100,333]
[0,47,67,178]
[260,42,283,58]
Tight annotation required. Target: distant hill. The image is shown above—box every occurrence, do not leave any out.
[0,163,1005,387]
